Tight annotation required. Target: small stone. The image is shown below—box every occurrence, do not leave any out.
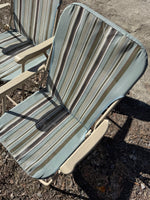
[18,91,22,95]
[10,193,14,199]
[141,183,146,190]
[37,191,42,198]
[10,179,14,184]
[2,152,6,157]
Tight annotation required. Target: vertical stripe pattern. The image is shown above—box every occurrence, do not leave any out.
[13,0,61,44]
[0,31,46,81]
[0,0,61,81]
[49,3,147,129]
[0,3,147,179]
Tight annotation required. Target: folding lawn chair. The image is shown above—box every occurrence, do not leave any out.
[0,3,148,186]
[0,0,62,112]
[0,0,61,90]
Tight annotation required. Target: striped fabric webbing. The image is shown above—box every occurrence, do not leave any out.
[13,0,61,44]
[0,3,148,179]
[48,3,147,130]
[0,31,47,81]
[0,31,33,80]
[0,92,87,178]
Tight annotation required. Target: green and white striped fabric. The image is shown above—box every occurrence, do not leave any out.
[13,0,61,44]
[0,31,46,81]
[49,3,148,130]
[0,91,87,178]
[0,0,61,81]
[0,3,148,179]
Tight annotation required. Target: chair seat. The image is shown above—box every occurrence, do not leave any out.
[0,90,87,179]
[0,31,47,82]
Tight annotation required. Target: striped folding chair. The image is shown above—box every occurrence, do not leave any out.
[0,3,148,185]
[0,0,62,82]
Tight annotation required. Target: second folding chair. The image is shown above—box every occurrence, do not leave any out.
[0,0,61,81]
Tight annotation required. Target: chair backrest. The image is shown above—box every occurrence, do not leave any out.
[13,0,62,44]
[48,3,148,130]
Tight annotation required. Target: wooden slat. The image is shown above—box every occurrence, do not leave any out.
[0,65,46,98]
[15,37,54,64]
[0,3,10,9]
[6,95,17,106]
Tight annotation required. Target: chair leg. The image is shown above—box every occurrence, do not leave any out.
[39,171,60,186]
[2,96,6,114]
[6,95,17,106]
[39,178,53,186]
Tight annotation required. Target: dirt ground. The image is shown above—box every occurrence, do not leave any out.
[0,0,150,199]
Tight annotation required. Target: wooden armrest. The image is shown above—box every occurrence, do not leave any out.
[15,36,54,64]
[0,64,46,98]
[0,3,10,9]
[60,119,109,174]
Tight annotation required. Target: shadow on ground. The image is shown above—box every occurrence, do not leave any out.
[72,97,150,199]
[50,97,150,199]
